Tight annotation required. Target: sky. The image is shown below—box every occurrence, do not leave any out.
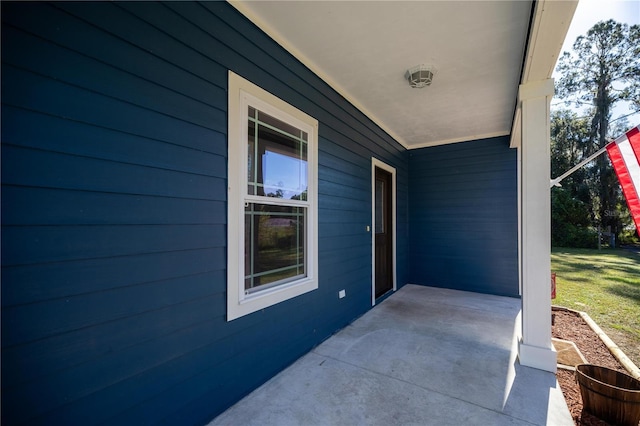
[552,0,640,127]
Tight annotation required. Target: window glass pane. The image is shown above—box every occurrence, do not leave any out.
[244,203,306,293]
[258,110,300,139]
[247,109,308,200]
[247,120,256,195]
[375,179,384,233]
[299,143,308,201]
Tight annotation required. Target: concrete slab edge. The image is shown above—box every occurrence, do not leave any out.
[552,305,640,379]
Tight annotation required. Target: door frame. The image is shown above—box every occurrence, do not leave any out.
[371,157,397,306]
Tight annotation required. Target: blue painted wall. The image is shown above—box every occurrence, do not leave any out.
[408,137,519,297]
[1,2,409,424]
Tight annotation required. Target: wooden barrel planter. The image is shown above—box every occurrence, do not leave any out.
[575,364,640,426]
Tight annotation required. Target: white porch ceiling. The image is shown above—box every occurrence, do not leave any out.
[230,1,536,149]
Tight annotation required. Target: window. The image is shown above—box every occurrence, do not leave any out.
[227,71,318,321]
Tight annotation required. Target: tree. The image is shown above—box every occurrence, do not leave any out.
[550,110,597,247]
[550,109,593,207]
[555,20,640,237]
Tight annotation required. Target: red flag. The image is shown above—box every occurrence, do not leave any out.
[606,125,640,236]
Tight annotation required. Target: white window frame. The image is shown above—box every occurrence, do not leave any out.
[227,71,318,321]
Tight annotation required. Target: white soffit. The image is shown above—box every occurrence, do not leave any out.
[230,1,536,149]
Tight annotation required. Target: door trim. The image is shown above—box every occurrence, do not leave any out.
[371,157,397,306]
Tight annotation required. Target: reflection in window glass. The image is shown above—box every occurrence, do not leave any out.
[247,109,308,200]
[244,203,306,293]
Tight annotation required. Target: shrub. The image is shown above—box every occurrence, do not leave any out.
[552,188,598,248]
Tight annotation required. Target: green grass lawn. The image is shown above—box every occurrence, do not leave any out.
[551,247,640,367]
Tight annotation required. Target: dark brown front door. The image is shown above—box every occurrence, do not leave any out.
[375,167,393,298]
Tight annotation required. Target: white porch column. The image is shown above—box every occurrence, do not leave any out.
[518,79,556,372]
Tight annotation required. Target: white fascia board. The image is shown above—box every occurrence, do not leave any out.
[510,0,577,149]
[521,0,578,83]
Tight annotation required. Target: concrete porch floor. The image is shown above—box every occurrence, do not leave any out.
[209,285,572,425]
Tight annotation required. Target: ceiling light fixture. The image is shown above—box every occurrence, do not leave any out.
[406,64,436,89]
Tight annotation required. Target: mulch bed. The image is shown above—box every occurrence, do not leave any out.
[552,308,628,426]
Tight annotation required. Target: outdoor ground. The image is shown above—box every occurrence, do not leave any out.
[551,246,640,367]
[552,308,628,426]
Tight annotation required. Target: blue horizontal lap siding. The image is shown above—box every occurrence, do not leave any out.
[408,137,519,297]
[1,2,408,425]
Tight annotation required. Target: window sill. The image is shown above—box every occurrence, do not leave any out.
[227,277,318,321]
